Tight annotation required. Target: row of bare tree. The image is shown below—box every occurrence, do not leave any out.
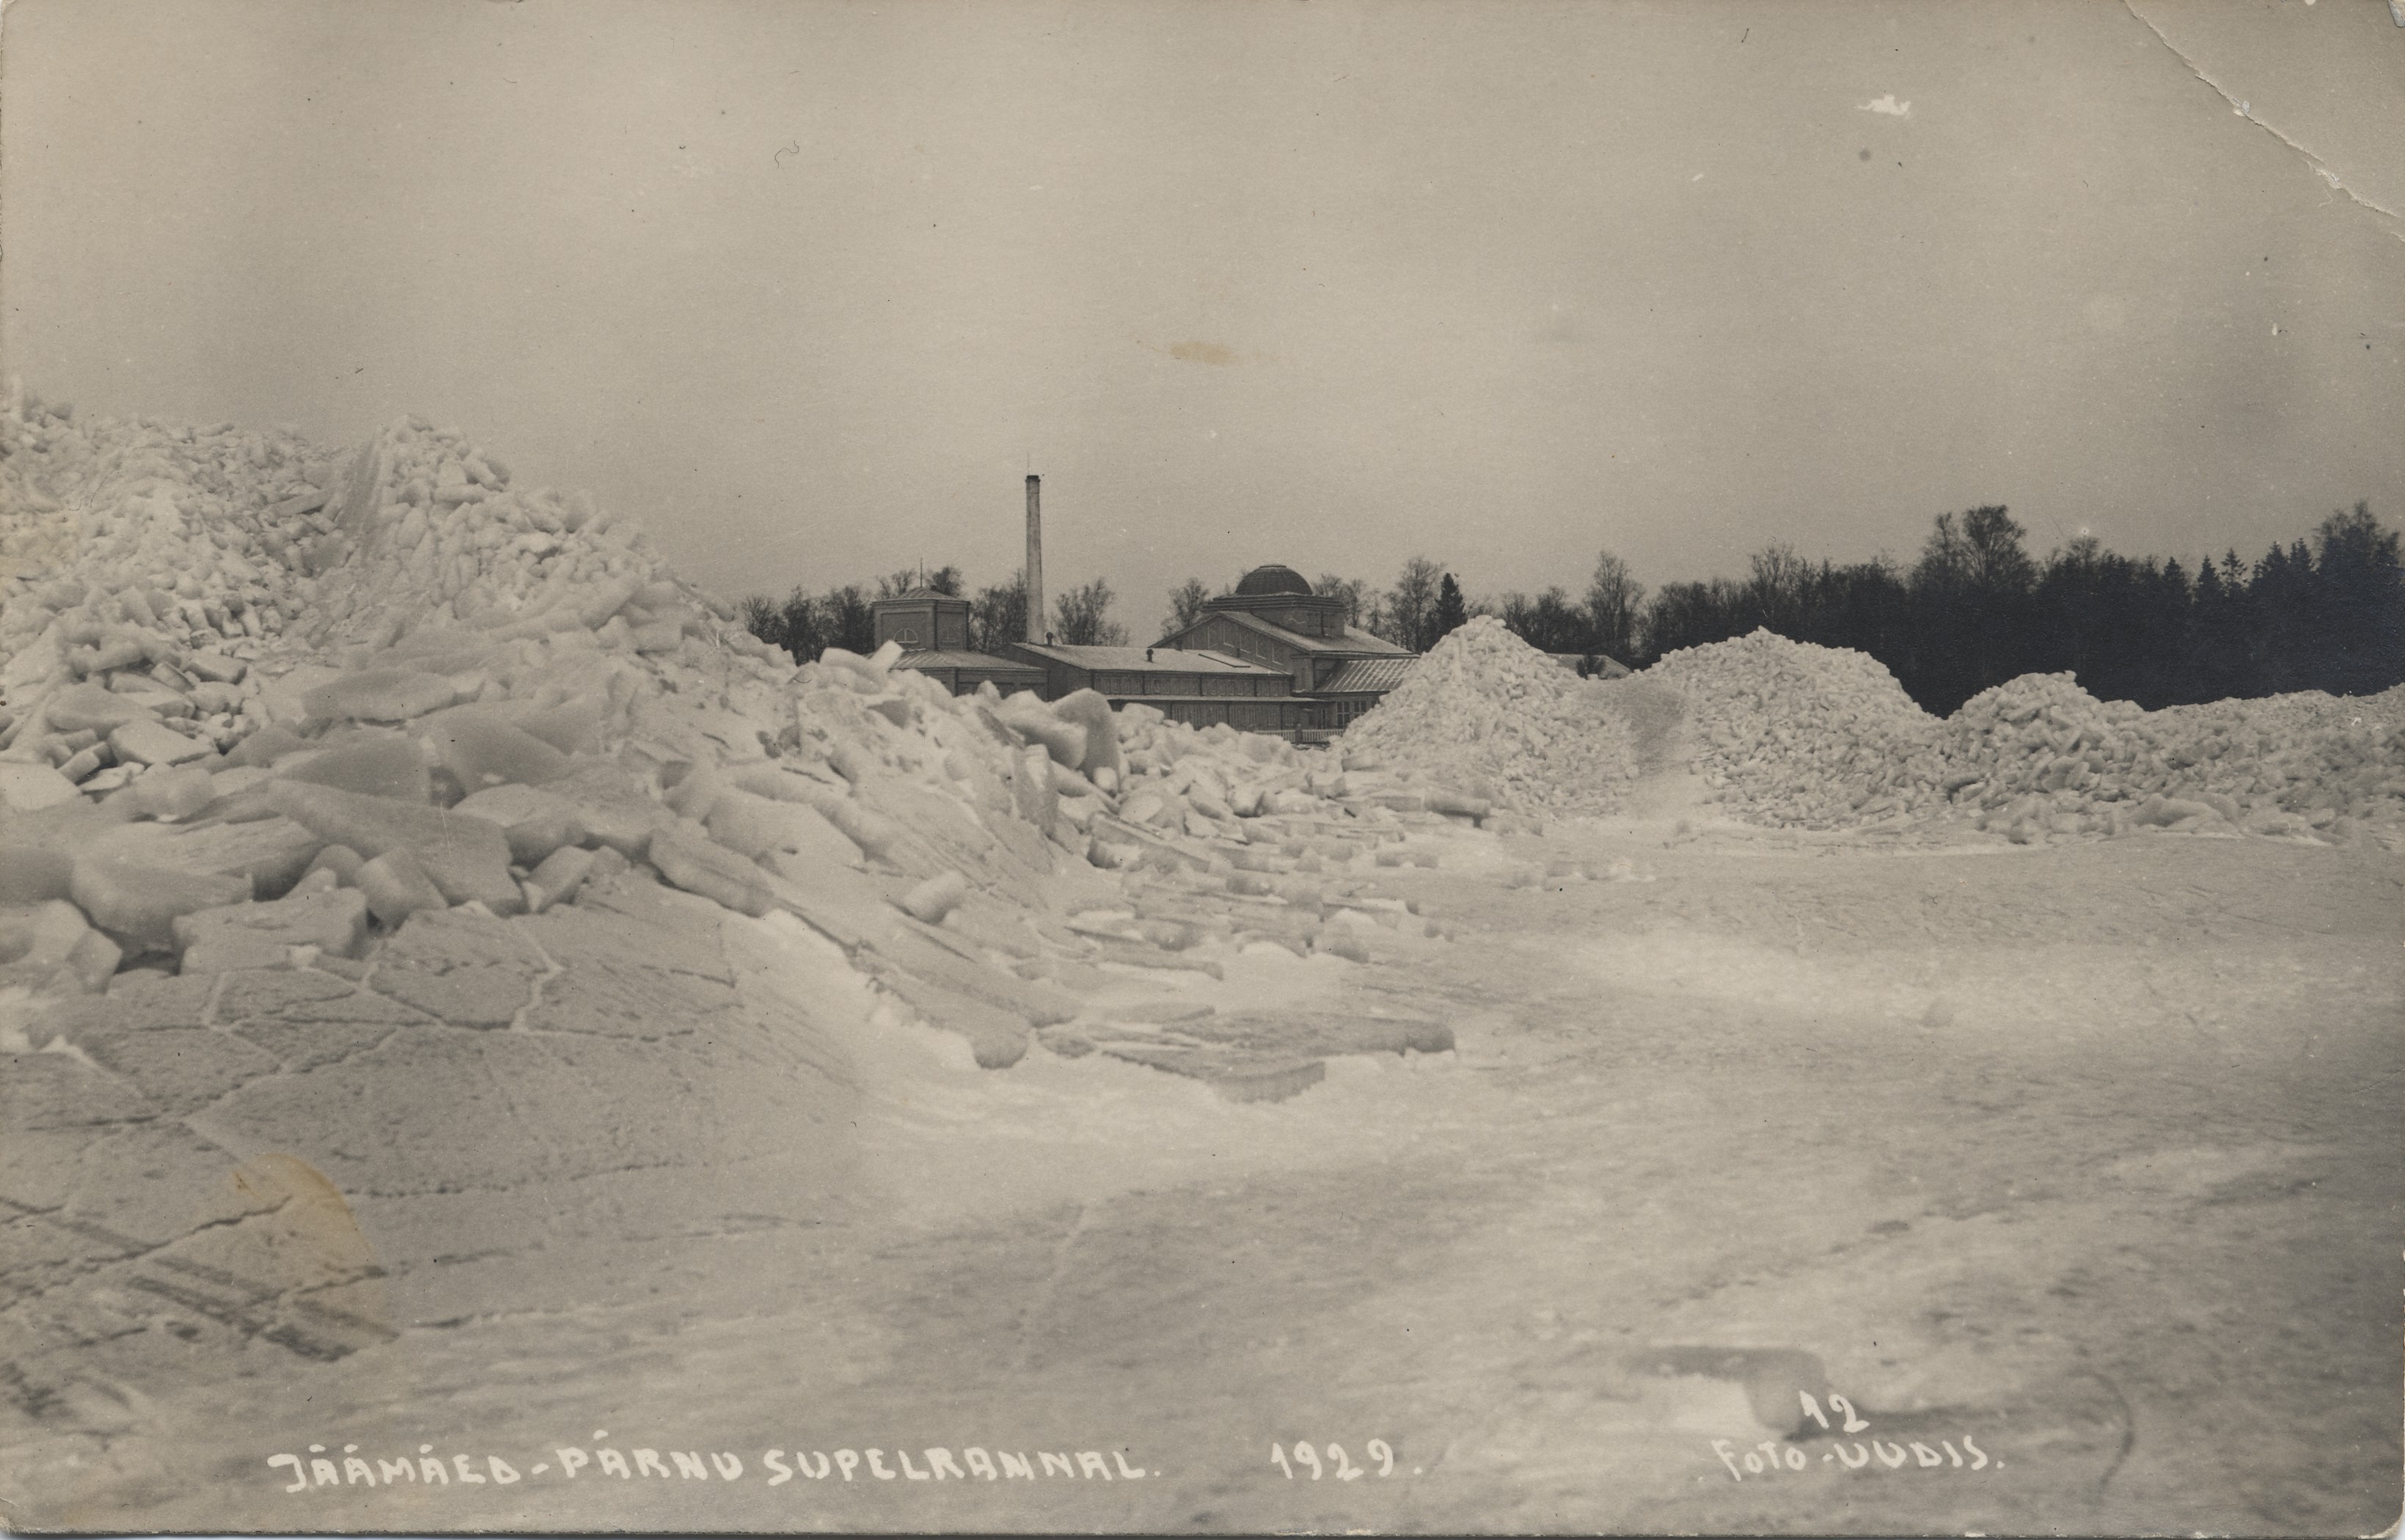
[739,569,1127,664]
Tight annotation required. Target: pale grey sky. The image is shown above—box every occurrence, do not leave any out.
[5,0,2401,639]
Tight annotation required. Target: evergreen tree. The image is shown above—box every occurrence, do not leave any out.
[2307,502,2405,695]
[1432,573,1469,644]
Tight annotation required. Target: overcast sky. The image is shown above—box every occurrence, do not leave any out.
[6,0,2401,638]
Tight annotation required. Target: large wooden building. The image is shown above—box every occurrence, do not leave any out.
[1156,564,1419,731]
[871,563,1423,740]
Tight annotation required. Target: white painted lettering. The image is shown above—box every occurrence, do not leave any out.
[597,1448,631,1478]
[1873,1440,1907,1469]
[799,1451,832,1480]
[833,1449,860,1481]
[1961,1434,1989,1470]
[344,1457,376,1486]
[453,1453,487,1484]
[1039,1452,1076,1479]
[556,1448,589,1478]
[1828,1393,1870,1432]
[763,1451,791,1486]
[1077,1452,1112,1481]
[999,1451,1034,1481]
[1911,1442,1942,1467]
[671,1451,709,1480]
[898,1448,930,1480]
[420,1456,448,1485]
[488,1456,521,1484]
[1834,1441,1870,1470]
[268,1454,305,1492]
[377,1459,415,1485]
[964,1448,998,1480]
[312,1458,340,1486]
[928,1448,966,1481]
[710,1451,743,1481]
[867,1448,896,1480]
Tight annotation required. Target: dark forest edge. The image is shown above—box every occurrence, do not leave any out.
[744,503,2402,717]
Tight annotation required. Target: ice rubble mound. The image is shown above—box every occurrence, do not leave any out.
[1,398,1477,1051]
[1319,615,2404,842]
[1646,628,1943,829]
[1339,616,1641,814]
[1652,628,2405,840]
[1929,671,2405,843]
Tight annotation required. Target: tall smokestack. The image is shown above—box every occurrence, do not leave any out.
[1024,474,1044,645]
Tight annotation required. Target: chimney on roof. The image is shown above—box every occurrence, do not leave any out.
[1024,474,1043,645]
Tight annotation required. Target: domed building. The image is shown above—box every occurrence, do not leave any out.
[875,543,1418,738]
[1157,562,1419,733]
[1234,563,1312,597]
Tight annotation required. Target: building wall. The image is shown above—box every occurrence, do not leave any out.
[1321,694,1379,728]
[903,664,1043,698]
[1157,697,1312,734]
[874,600,970,651]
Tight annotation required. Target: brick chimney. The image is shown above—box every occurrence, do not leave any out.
[1024,474,1043,645]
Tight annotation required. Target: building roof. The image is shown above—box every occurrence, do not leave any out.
[1542,651,1632,679]
[881,587,966,604]
[1317,656,1419,695]
[1194,607,1414,657]
[1234,563,1313,597]
[1009,642,1287,675]
[895,649,1044,673]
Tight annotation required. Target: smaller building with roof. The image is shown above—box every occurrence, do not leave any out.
[1000,640,1311,735]
[871,587,1046,697]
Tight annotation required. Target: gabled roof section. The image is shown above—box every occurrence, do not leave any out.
[1337,624,1413,655]
[1317,656,1419,695]
[1187,607,1413,657]
[1009,642,1287,675]
[896,649,1043,672]
[1542,652,1632,678]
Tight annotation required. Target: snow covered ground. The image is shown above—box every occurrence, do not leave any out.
[3,405,2395,1535]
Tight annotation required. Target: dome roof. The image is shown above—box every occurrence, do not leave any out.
[1234,563,1313,598]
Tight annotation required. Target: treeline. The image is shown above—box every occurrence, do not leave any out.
[746,502,2399,715]
[1629,502,2401,714]
[740,569,1127,661]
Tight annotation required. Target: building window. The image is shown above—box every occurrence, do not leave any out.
[898,628,918,645]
